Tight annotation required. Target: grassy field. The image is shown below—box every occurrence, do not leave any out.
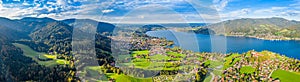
[90,50,210,81]
[224,53,241,69]
[44,54,57,59]
[130,50,188,70]
[149,54,170,61]
[56,59,69,64]
[166,51,186,58]
[115,74,153,82]
[83,66,153,82]
[132,50,150,57]
[271,69,300,82]
[209,60,223,68]
[239,66,256,74]
[117,50,196,72]
[203,73,213,82]
[83,66,110,81]
[13,43,69,67]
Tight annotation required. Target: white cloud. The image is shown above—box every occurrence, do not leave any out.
[280,10,300,16]
[111,0,187,10]
[22,2,31,6]
[100,4,222,23]
[290,0,300,6]
[254,7,287,14]
[213,0,231,11]
[102,9,114,13]
[219,8,251,20]
[57,0,68,6]
[0,0,3,10]
[222,8,250,17]
[12,0,21,2]
[4,0,300,23]
[0,0,219,23]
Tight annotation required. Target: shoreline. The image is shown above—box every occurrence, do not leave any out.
[221,35,300,41]
[167,29,300,41]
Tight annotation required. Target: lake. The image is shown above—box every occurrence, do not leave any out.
[146,30,300,59]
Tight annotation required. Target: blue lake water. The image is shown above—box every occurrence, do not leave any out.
[146,30,300,59]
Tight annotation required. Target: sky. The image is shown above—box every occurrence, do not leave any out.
[0,0,300,23]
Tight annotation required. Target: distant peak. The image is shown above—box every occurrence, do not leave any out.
[20,17,56,22]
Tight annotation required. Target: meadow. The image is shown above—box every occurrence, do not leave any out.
[13,43,69,67]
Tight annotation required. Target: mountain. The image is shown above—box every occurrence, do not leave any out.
[0,17,118,81]
[0,35,73,81]
[29,21,73,55]
[0,25,30,40]
[195,17,300,39]
[63,19,115,66]
[138,24,167,33]
[29,18,115,65]
[0,17,27,31]
[19,17,56,23]
[0,18,31,40]
[16,19,49,33]
[30,21,73,42]
[62,19,116,36]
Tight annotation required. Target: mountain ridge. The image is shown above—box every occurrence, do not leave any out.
[194,17,300,40]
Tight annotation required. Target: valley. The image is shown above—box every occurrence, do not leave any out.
[13,43,69,67]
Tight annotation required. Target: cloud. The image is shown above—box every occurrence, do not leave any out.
[0,0,219,23]
[254,7,287,14]
[12,0,21,2]
[0,0,85,19]
[102,9,114,13]
[1,0,299,23]
[213,0,231,11]
[220,8,250,18]
[280,10,300,16]
[0,0,3,10]
[100,4,222,23]
[290,0,300,6]
[56,0,68,6]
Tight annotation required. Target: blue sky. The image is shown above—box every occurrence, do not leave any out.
[0,0,300,23]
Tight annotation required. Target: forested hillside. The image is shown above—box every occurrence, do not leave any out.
[0,17,116,81]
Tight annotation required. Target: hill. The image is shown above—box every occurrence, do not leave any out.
[0,35,74,81]
[62,19,116,36]
[29,21,73,55]
[0,18,31,40]
[194,17,300,40]
[0,17,116,81]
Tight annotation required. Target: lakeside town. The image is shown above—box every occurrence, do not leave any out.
[96,29,300,82]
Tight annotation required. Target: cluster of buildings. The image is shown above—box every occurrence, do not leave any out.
[220,51,299,81]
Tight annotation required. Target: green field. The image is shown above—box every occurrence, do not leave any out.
[166,51,186,58]
[117,50,199,72]
[239,66,256,74]
[84,50,209,81]
[56,59,69,64]
[83,66,153,82]
[132,50,150,57]
[203,73,213,82]
[149,54,171,60]
[271,69,300,82]
[224,53,241,69]
[13,43,69,67]
[82,66,110,81]
[115,74,153,82]
[209,60,223,68]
